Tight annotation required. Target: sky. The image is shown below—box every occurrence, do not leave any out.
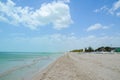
[0,0,120,52]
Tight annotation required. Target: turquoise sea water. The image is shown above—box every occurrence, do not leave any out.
[0,52,63,80]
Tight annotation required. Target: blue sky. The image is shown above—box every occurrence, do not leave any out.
[0,0,120,52]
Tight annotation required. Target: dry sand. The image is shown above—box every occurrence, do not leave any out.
[32,52,120,80]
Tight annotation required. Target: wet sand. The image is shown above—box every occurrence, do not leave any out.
[32,52,120,80]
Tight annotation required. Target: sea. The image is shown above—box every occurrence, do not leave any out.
[0,52,63,80]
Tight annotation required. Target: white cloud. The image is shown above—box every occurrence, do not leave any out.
[0,16,9,22]
[94,6,109,13]
[0,0,73,30]
[112,0,120,11]
[87,23,109,31]
[57,0,70,3]
[94,0,120,16]
[1,34,120,52]
[108,0,120,15]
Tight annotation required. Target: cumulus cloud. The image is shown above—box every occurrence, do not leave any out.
[94,0,120,17]
[0,0,73,30]
[87,23,109,32]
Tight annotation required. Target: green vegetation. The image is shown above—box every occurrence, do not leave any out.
[70,46,120,52]
[70,49,83,52]
[85,47,94,52]
[95,46,112,52]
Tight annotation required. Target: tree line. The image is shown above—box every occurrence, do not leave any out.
[70,46,113,52]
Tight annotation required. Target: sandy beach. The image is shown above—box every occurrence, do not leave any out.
[32,52,120,80]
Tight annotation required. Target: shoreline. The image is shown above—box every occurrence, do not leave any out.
[32,52,120,80]
[31,54,65,80]
[0,52,63,80]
